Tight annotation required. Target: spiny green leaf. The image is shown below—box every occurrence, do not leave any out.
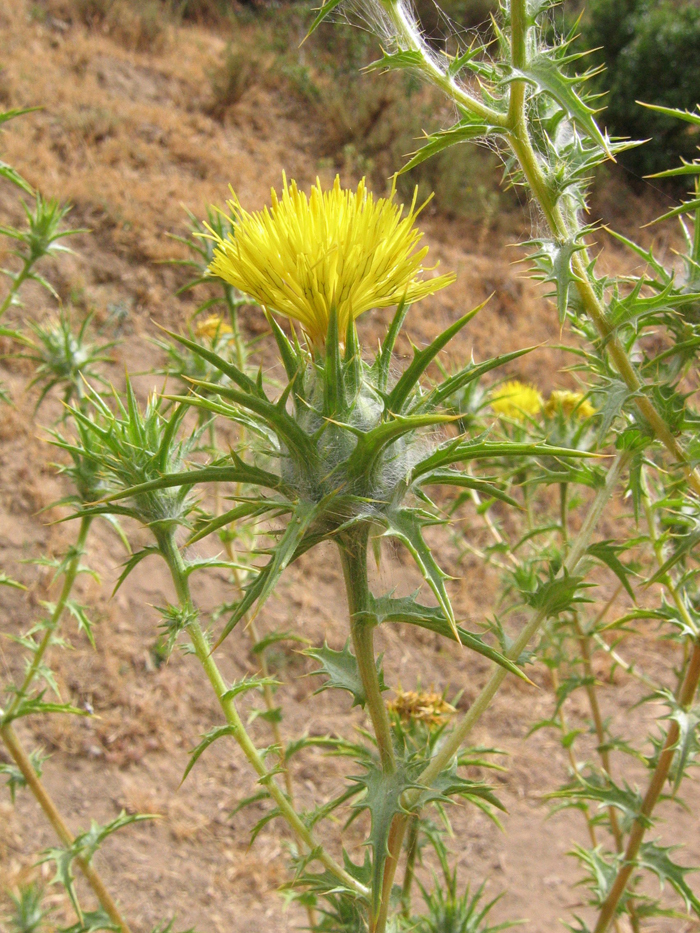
[3,694,90,724]
[305,0,345,39]
[386,302,487,413]
[524,572,586,617]
[350,763,417,914]
[380,510,457,636]
[587,541,637,601]
[76,811,156,860]
[370,594,531,682]
[0,572,26,590]
[60,908,120,933]
[638,843,700,916]
[416,471,520,508]
[344,411,458,482]
[181,725,237,783]
[365,50,424,72]
[415,345,535,414]
[401,122,493,174]
[375,299,409,394]
[0,748,47,803]
[188,499,292,547]
[513,53,611,157]
[101,463,288,505]
[214,497,323,648]
[305,641,386,708]
[548,775,649,825]
[647,529,700,589]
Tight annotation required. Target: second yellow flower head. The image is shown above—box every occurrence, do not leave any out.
[207,175,455,345]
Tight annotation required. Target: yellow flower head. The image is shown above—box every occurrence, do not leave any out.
[545,390,596,421]
[207,175,455,345]
[387,689,456,727]
[491,381,543,421]
[194,314,232,340]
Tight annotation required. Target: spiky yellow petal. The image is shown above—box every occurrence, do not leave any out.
[207,175,455,344]
[545,390,596,421]
[491,381,543,421]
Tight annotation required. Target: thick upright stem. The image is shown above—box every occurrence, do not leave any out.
[339,529,396,777]
[157,533,367,899]
[593,640,700,933]
[0,722,133,932]
[338,528,400,933]
[370,452,628,933]
[504,0,700,497]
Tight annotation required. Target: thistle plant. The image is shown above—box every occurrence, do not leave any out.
[301,2,700,929]
[4,11,700,929]
[19,310,116,414]
[0,194,85,320]
[85,174,599,933]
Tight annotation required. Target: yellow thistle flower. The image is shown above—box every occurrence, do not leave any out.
[194,314,232,339]
[387,689,456,727]
[207,175,455,345]
[491,381,543,421]
[545,390,596,421]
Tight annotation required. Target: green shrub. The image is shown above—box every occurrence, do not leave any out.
[580,0,700,180]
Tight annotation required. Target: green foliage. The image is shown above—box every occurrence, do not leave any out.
[0,749,48,804]
[411,840,520,933]
[20,310,116,414]
[578,0,700,179]
[306,642,387,708]
[206,43,258,120]
[4,883,50,933]
[0,194,85,308]
[65,380,202,532]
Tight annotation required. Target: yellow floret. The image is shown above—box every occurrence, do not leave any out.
[545,390,596,421]
[207,175,455,345]
[491,380,543,421]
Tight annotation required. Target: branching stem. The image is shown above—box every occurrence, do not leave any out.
[4,516,93,722]
[157,532,368,900]
[0,722,133,932]
[0,257,32,318]
[338,526,398,932]
[592,639,700,933]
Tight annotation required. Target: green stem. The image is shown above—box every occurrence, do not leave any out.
[559,482,568,556]
[381,0,507,127]
[592,639,700,933]
[400,815,420,917]
[572,613,624,855]
[0,257,32,318]
[691,180,700,286]
[157,532,367,899]
[642,472,699,640]
[370,452,628,932]
[338,528,398,933]
[339,529,396,776]
[0,722,133,932]
[4,515,92,722]
[503,0,700,497]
